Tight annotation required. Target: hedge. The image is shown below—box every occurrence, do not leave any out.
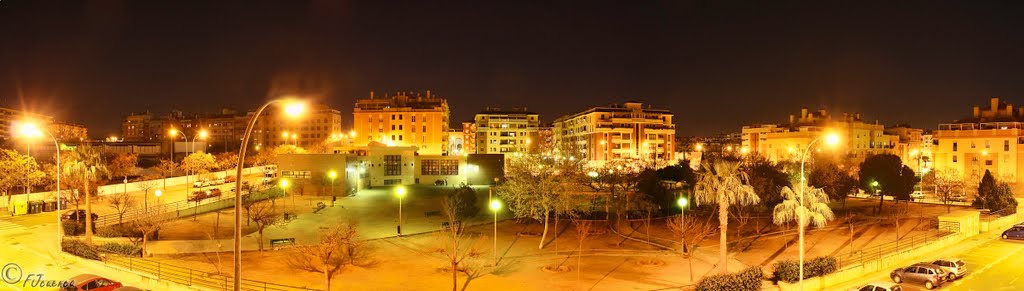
[772,256,839,283]
[62,239,101,260]
[696,266,764,291]
[98,242,142,257]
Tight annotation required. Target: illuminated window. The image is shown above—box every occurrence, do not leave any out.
[421,159,458,175]
[384,155,401,176]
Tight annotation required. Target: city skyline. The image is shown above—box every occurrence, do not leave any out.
[5,1,1024,136]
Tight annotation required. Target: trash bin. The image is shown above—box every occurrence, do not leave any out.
[28,201,43,214]
[58,199,67,210]
[11,201,27,216]
[43,200,56,212]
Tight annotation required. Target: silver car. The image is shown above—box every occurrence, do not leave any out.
[929,258,967,280]
[891,263,947,289]
[850,282,902,291]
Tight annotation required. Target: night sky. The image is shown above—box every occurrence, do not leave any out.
[3,1,1024,137]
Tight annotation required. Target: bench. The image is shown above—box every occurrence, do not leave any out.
[270,238,295,249]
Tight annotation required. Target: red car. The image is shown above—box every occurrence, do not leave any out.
[62,274,122,291]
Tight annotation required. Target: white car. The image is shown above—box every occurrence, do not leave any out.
[192,179,209,188]
[928,258,966,280]
[911,191,925,201]
[850,282,902,291]
[211,177,226,185]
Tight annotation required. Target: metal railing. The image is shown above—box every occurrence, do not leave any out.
[105,255,320,291]
[96,184,278,227]
[981,207,1017,222]
[833,228,956,270]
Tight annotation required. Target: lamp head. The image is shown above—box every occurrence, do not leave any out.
[169,128,179,136]
[284,101,305,117]
[15,121,43,138]
[824,133,840,146]
[155,190,162,197]
[280,179,290,188]
[677,197,688,208]
[328,171,337,179]
[489,200,501,211]
[199,130,209,139]
[396,185,407,197]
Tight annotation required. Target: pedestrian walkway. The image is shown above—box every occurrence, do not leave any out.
[0,220,20,233]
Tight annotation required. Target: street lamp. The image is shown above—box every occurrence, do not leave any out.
[155,189,163,206]
[170,128,208,196]
[231,97,305,291]
[796,132,840,290]
[15,121,61,265]
[490,199,501,266]
[396,186,407,236]
[328,170,338,206]
[677,197,688,256]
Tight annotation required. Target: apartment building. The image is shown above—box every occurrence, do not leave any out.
[473,108,540,155]
[742,108,898,164]
[254,102,342,148]
[933,97,1024,187]
[352,91,450,155]
[552,102,676,164]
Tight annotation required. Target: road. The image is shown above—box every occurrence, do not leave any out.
[842,233,1024,290]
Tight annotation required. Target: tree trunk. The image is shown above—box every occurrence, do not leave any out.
[539,208,550,249]
[718,199,728,274]
[85,172,93,244]
[258,228,264,254]
[688,246,696,283]
[142,234,148,257]
[325,269,330,291]
[877,194,884,214]
[451,261,458,291]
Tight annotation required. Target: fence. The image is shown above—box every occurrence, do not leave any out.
[105,255,320,291]
[832,227,956,270]
[96,184,280,227]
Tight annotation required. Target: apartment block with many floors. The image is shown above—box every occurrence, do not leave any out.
[352,91,450,155]
[553,102,675,165]
[742,108,899,165]
[473,108,539,155]
[933,97,1024,192]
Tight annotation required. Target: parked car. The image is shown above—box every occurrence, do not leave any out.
[850,282,902,291]
[225,175,237,183]
[231,181,251,192]
[890,263,947,289]
[188,191,207,202]
[211,177,226,185]
[928,258,967,280]
[911,191,926,201]
[206,188,222,198]
[261,177,275,186]
[61,210,98,221]
[192,179,210,188]
[1002,223,1024,240]
[112,287,145,291]
[62,274,122,291]
[948,194,968,202]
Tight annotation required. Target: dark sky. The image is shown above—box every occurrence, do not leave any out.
[3,1,1024,137]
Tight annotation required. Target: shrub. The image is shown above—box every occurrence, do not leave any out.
[98,242,141,257]
[62,221,83,236]
[96,224,145,239]
[696,266,764,291]
[772,256,839,283]
[62,239,100,260]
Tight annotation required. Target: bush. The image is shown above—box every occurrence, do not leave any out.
[62,239,100,260]
[696,266,764,291]
[98,242,141,257]
[62,221,83,236]
[96,224,144,238]
[772,256,839,283]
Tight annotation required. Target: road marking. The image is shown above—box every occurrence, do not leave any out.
[0,220,20,233]
[952,241,1024,288]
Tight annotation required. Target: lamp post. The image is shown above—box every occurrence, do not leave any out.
[170,128,208,196]
[328,170,337,206]
[231,98,305,291]
[490,199,501,266]
[15,122,60,264]
[677,197,688,256]
[396,186,407,236]
[797,132,840,290]
[155,189,162,207]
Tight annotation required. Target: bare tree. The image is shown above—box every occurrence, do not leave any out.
[108,191,136,224]
[571,218,594,288]
[247,200,282,253]
[436,193,485,291]
[134,216,165,257]
[287,223,369,290]
[136,178,158,209]
[154,159,178,190]
[890,202,910,245]
[667,213,717,284]
[933,169,963,213]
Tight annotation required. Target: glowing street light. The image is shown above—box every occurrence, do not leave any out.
[230,97,306,290]
[328,170,338,206]
[795,131,841,289]
[15,121,61,265]
[396,186,407,236]
[490,199,501,266]
[155,189,163,206]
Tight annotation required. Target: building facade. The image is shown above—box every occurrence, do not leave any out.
[352,91,450,155]
[741,108,898,164]
[552,102,676,164]
[473,108,540,155]
[0,107,54,142]
[47,121,89,142]
[933,97,1024,189]
[461,121,476,154]
[254,103,342,149]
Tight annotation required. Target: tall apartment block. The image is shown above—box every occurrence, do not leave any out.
[473,108,539,155]
[352,91,450,155]
[553,102,676,164]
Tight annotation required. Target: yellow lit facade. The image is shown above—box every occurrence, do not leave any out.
[741,108,898,164]
[352,91,450,155]
[474,108,539,155]
[933,97,1024,187]
[255,102,342,148]
[553,102,675,164]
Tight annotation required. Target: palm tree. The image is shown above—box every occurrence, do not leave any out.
[64,145,109,244]
[772,185,835,230]
[694,160,759,274]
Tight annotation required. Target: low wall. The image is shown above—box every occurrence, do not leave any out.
[778,232,965,291]
[1,166,271,209]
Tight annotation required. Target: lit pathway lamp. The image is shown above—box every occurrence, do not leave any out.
[155,189,163,207]
[396,186,407,236]
[15,121,60,264]
[677,197,688,256]
[797,132,841,290]
[490,199,501,266]
[280,179,291,208]
[328,170,338,206]
[231,98,305,291]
